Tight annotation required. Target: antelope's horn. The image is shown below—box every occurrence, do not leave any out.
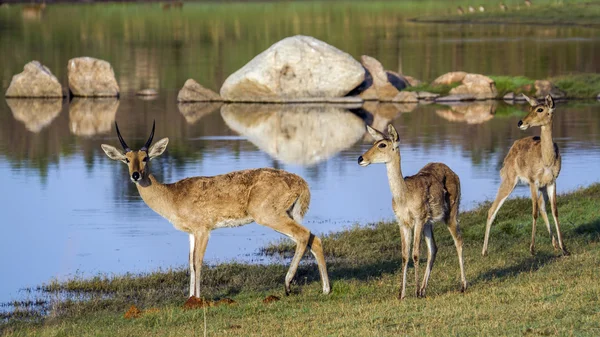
[141,120,155,151]
[115,122,131,152]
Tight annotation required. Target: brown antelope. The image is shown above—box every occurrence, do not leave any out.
[482,95,569,257]
[101,122,331,298]
[358,124,467,299]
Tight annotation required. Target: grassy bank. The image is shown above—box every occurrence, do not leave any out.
[411,0,600,28]
[405,73,600,99]
[2,184,600,336]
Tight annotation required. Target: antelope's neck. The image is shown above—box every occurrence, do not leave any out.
[386,153,408,201]
[540,123,556,166]
[135,174,173,215]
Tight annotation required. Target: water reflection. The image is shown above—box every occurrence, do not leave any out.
[222,104,365,166]
[6,98,62,133]
[178,102,223,124]
[21,4,46,21]
[69,98,119,137]
[361,102,418,140]
[435,101,497,124]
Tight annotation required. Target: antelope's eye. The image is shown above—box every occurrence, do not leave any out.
[125,158,130,163]
[143,157,149,162]
[378,143,387,149]
[537,108,544,113]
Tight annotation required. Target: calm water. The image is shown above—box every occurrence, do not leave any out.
[1,1,599,305]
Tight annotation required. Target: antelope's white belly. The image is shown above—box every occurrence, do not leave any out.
[214,217,254,229]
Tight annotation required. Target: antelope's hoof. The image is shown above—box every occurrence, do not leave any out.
[481,249,488,257]
[562,248,570,257]
[461,283,468,293]
[552,237,559,250]
[284,287,291,296]
[529,245,536,256]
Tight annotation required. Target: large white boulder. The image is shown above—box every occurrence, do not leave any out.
[67,57,119,97]
[432,71,468,86]
[449,74,498,99]
[177,79,222,102]
[220,36,365,102]
[5,61,63,98]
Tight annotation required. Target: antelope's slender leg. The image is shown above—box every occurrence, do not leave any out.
[307,234,331,294]
[483,177,517,256]
[538,188,558,249]
[192,229,210,298]
[412,221,424,297]
[188,234,195,297]
[547,183,569,256]
[447,213,467,292]
[399,224,412,300]
[420,223,437,298]
[529,183,539,255]
[254,215,311,295]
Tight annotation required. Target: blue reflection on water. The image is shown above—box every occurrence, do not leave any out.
[0,103,599,306]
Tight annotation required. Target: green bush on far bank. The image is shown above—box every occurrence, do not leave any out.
[404,73,600,99]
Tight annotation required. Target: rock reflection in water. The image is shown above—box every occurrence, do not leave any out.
[362,101,417,142]
[69,98,119,136]
[221,104,365,166]
[178,102,223,124]
[6,98,62,133]
[435,101,497,124]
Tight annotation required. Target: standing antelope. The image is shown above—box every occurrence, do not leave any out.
[482,95,569,257]
[358,124,467,299]
[101,122,331,298]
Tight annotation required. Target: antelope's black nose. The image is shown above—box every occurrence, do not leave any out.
[358,156,363,164]
[517,120,523,127]
[132,172,140,181]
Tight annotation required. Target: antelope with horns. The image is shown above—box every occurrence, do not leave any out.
[482,95,569,256]
[358,124,467,299]
[101,122,331,298]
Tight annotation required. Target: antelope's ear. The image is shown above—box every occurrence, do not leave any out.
[387,124,399,143]
[148,137,169,160]
[522,94,538,107]
[366,125,385,142]
[545,95,555,110]
[101,144,127,163]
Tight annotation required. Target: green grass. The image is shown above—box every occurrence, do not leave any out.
[549,74,600,98]
[2,184,600,336]
[404,76,535,97]
[489,76,536,97]
[404,74,600,98]
[413,0,600,28]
